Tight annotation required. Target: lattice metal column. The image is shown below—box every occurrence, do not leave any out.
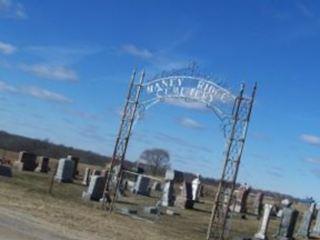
[102,70,145,211]
[206,83,257,240]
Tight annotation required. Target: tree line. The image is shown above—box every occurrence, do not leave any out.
[0,131,110,166]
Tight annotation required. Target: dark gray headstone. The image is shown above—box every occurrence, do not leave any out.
[92,169,101,176]
[18,151,37,171]
[54,158,75,183]
[276,206,299,240]
[311,209,320,237]
[36,156,50,173]
[67,155,79,178]
[143,206,159,215]
[133,175,150,196]
[253,192,264,217]
[297,203,315,238]
[0,165,12,177]
[152,181,162,191]
[82,175,106,201]
[176,181,194,209]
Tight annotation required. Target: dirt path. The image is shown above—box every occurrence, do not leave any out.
[0,207,93,240]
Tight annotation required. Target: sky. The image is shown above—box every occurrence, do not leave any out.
[0,0,320,201]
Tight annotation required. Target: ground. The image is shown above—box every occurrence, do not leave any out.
[0,169,305,240]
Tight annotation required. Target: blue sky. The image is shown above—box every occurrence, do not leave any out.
[0,0,320,200]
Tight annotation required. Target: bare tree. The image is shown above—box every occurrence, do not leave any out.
[139,148,170,176]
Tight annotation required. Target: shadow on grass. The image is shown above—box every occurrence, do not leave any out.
[192,207,212,214]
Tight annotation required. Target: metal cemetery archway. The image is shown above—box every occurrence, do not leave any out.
[102,66,257,240]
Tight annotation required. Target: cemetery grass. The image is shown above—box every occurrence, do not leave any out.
[0,170,299,240]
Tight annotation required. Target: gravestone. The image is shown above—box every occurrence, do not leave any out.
[165,169,184,182]
[54,158,75,183]
[81,167,91,186]
[176,181,194,209]
[234,184,251,213]
[297,203,316,238]
[276,199,299,240]
[125,179,136,192]
[161,180,175,207]
[152,181,162,191]
[67,155,79,178]
[18,151,38,171]
[254,204,273,240]
[0,164,12,177]
[100,169,107,177]
[111,165,121,183]
[91,169,101,176]
[192,176,201,202]
[253,192,264,217]
[199,185,204,197]
[311,208,320,237]
[277,209,284,218]
[143,206,160,215]
[82,175,106,201]
[35,156,50,173]
[133,175,150,196]
[223,188,235,211]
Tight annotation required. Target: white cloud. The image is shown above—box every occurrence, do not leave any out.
[305,157,320,164]
[0,80,72,104]
[120,43,189,72]
[154,132,212,154]
[310,168,320,179]
[164,98,208,111]
[300,134,320,147]
[64,109,99,121]
[296,2,314,19]
[26,45,102,65]
[179,117,204,130]
[0,0,27,19]
[0,81,17,92]
[0,41,16,54]
[22,86,72,103]
[121,44,153,59]
[20,64,78,82]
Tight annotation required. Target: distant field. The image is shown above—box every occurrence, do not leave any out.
[0,149,308,240]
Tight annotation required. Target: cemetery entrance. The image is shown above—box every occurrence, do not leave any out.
[102,65,257,240]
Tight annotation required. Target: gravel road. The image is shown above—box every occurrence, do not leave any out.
[0,207,85,240]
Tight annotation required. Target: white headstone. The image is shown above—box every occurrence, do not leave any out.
[192,177,201,201]
[234,184,251,213]
[81,167,91,186]
[161,180,175,207]
[254,204,273,240]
